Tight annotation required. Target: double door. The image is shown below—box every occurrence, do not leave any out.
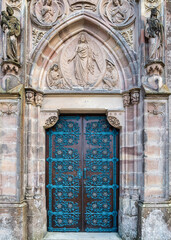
[46,115,119,232]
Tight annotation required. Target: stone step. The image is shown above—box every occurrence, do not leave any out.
[43,232,122,240]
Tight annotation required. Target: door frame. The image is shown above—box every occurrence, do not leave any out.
[45,114,120,232]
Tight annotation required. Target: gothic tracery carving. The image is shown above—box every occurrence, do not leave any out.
[30,0,65,28]
[100,0,135,29]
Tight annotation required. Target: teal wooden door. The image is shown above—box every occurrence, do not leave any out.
[46,115,119,232]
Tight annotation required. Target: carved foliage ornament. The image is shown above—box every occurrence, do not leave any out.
[107,116,120,128]
[44,116,58,129]
[30,0,65,28]
[100,0,135,29]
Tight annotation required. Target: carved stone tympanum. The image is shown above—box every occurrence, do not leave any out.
[30,0,65,28]
[100,0,135,29]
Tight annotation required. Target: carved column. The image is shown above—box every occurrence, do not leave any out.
[25,89,35,199]
[34,92,43,198]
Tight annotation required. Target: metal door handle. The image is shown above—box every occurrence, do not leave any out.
[84,168,86,179]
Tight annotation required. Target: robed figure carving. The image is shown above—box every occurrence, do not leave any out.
[1,6,20,63]
[145,8,164,61]
[68,33,101,87]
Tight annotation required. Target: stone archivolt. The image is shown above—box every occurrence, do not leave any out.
[30,0,65,28]
[46,32,120,91]
[100,0,135,29]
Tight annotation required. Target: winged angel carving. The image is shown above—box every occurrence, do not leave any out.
[100,0,135,28]
[31,0,64,27]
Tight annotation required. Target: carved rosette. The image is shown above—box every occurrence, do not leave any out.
[26,90,35,104]
[107,116,120,129]
[44,116,58,129]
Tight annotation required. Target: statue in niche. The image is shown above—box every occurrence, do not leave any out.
[34,0,63,25]
[47,63,71,89]
[145,8,164,61]
[103,60,119,90]
[1,6,20,63]
[106,0,134,25]
[67,33,101,87]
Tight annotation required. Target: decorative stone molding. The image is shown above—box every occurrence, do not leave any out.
[1,61,21,75]
[44,116,59,129]
[145,61,164,76]
[25,90,35,104]
[123,92,131,108]
[120,28,134,49]
[32,28,45,48]
[35,92,43,107]
[131,89,140,105]
[107,111,121,129]
[68,0,98,11]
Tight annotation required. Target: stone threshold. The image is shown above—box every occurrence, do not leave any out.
[44,232,122,240]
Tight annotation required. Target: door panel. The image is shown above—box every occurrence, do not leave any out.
[83,116,119,232]
[46,115,119,232]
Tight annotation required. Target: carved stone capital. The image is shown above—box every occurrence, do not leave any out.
[1,61,21,75]
[123,92,131,108]
[44,116,59,129]
[26,90,35,105]
[35,92,43,107]
[130,89,140,105]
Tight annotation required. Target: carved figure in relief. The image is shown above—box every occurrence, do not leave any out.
[33,0,63,25]
[145,8,164,61]
[47,64,71,89]
[68,33,101,87]
[1,6,20,63]
[106,0,134,25]
[103,60,118,90]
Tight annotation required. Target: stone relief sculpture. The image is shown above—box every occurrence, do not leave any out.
[1,6,20,64]
[47,63,71,89]
[46,32,120,91]
[103,60,119,90]
[145,8,164,61]
[30,0,64,27]
[68,0,98,11]
[100,0,135,28]
[66,33,103,88]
